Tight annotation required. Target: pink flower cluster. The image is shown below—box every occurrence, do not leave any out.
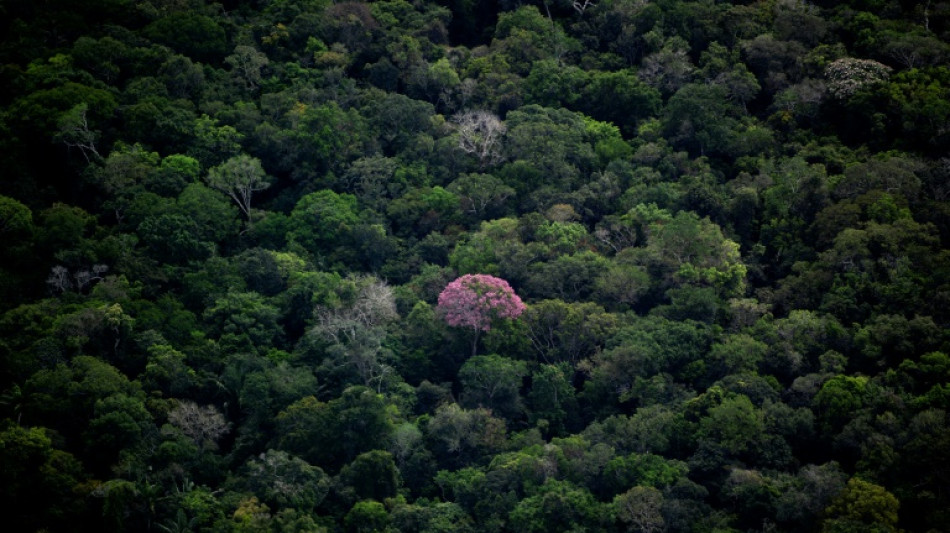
[437,274,526,332]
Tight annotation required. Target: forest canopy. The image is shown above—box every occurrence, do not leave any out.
[1,1,950,532]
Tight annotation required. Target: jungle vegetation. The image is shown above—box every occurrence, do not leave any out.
[1,1,950,531]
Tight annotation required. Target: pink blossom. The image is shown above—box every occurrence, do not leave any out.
[437,274,526,332]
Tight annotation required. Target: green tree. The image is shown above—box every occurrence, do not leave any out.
[458,354,528,420]
[345,500,390,533]
[528,363,579,437]
[137,213,213,264]
[426,403,507,466]
[82,392,152,470]
[447,173,515,220]
[614,485,665,533]
[504,105,598,191]
[0,195,32,237]
[226,45,270,91]
[523,299,618,365]
[698,394,764,456]
[243,449,330,511]
[491,6,575,75]
[277,386,393,469]
[189,115,243,168]
[581,69,661,135]
[0,424,87,532]
[601,452,689,496]
[287,189,360,264]
[508,479,609,533]
[205,154,272,225]
[813,375,870,435]
[639,209,747,298]
[337,450,401,503]
[822,477,900,533]
[143,13,228,63]
[203,290,281,353]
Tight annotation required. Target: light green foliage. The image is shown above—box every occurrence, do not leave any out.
[708,333,769,379]
[698,394,765,455]
[641,210,747,297]
[504,105,599,189]
[155,154,201,196]
[142,344,194,398]
[0,195,33,237]
[602,452,689,494]
[288,189,360,262]
[814,375,870,433]
[205,154,272,223]
[508,479,609,533]
[822,477,900,533]
[492,6,576,75]
[204,291,281,353]
[535,220,589,255]
[190,115,243,168]
[344,500,389,533]
[448,217,523,276]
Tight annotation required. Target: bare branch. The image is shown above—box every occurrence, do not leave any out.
[452,110,507,168]
[573,1,595,16]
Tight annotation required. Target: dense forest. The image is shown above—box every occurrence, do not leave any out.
[2,0,950,531]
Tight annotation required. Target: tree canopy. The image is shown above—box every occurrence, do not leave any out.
[1,1,949,531]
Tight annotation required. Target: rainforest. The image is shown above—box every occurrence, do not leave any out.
[1,1,950,532]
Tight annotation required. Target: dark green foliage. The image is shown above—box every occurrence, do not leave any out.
[2,1,950,531]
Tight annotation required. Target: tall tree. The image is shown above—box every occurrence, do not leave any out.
[437,274,526,356]
[205,155,272,226]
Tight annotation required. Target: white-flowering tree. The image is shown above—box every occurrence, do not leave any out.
[167,400,230,450]
[312,276,399,390]
[453,110,507,168]
[824,58,892,99]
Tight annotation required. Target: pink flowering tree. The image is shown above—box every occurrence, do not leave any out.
[437,274,526,356]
